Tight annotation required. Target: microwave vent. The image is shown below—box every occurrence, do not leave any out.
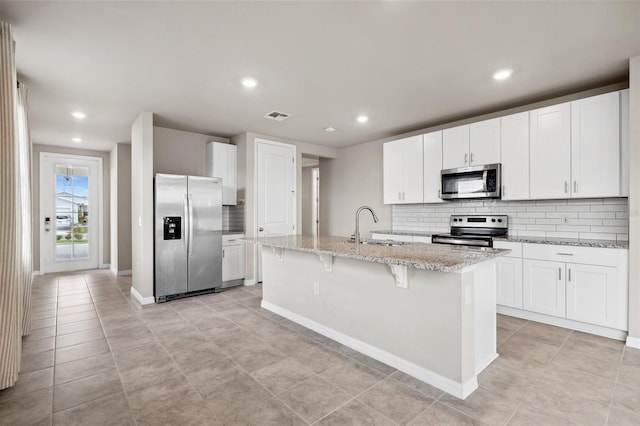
[264,111,291,121]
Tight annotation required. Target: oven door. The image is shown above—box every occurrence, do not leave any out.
[432,235,493,247]
[441,163,501,200]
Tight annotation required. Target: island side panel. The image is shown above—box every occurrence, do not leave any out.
[261,247,479,397]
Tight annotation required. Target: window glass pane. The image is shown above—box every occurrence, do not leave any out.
[55,165,90,261]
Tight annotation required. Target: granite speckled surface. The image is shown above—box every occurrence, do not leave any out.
[247,235,510,272]
[372,230,628,249]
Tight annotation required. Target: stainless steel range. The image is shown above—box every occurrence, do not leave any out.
[432,215,508,247]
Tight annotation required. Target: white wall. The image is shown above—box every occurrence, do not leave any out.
[301,167,314,235]
[628,56,640,346]
[131,112,154,300]
[110,143,132,275]
[153,126,228,176]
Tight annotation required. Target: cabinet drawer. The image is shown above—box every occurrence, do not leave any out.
[223,234,245,245]
[522,243,618,267]
[493,241,522,258]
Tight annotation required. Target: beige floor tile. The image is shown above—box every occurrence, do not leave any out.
[478,358,540,400]
[200,371,273,421]
[53,391,133,426]
[318,399,395,425]
[56,318,101,336]
[612,383,640,416]
[498,334,560,369]
[57,310,98,325]
[291,345,351,375]
[550,344,621,380]
[168,342,227,373]
[515,321,571,347]
[358,377,434,425]
[53,368,123,412]
[390,371,445,400]
[617,347,640,390]
[31,309,57,320]
[57,304,96,316]
[21,349,55,373]
[320,357,386,396]
[538,362,615,404]
[32,317,57,330]
[55,338,110,365]
[123,374,192,417]
[351,353,398,376]
[223,397,304,426]
[23,326,56,343]
[0,368,54,403]
[0,388,53,426]
[54,352,115,385]
[22,337,56,356]
[111,342,171,372]
[230,340,287,372]
[55,328,104,349]
[607,407,640,426]
[251,357,315,395]
[139,307,184,328]
[119,363,184,395]
[409,401,486,425]
[279,376,352,423]
[507,405,570,426]
[439,386,519,426]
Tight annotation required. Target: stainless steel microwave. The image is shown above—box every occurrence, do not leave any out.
[440,163,501,200]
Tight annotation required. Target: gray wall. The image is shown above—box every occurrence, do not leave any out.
[628,56,639,345]
[110,143,132,274]
[301,167,314,235]
[153,126,228,176]
[32,144,111,271]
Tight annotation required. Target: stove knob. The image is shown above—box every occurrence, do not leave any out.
[491,219,496,222]
[498,219,503,223]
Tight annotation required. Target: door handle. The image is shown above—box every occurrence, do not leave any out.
[188,194,194,256]
[259,227,264,232]
[183,195,189,256]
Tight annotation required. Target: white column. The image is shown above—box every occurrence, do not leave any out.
[628,56,640,348]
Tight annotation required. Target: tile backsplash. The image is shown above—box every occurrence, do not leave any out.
[223,204,244,232]
[392,198,629,241]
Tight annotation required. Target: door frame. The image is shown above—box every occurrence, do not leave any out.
[253,138,297,283]
[39,152,104,273]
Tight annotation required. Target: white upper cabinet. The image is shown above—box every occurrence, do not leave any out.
[442,125,470,169]
[500,112,530,200]
[529,102,572,199]
[621,89,630,197]
[571,91,620,198]
[442,119,500,170]
[469,118,501,166]
[383,135,423,204]
[206,142,237,205]
[423,131,444,203]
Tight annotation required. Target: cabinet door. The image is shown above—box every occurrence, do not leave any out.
[571,92,620,198]
[469,118,500,166]
[500,112,530,200]
[383,140,403,204]
[401,135,424,203]
[621,90,629,197]
[529,103,571,199]
[222,244,245,281]
[523,259,566,317]
[566,263,618,328]
[423,131,444,203]
[442,125,470,169]
[207,142,238,205]
[496,257,523,308]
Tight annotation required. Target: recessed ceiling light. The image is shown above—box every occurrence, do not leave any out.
[357,115,369,124]
[72,137,82,143]
[71,111,86,119]
[493,69,513,81]
[241,78,257,88]
[324,127,336,132]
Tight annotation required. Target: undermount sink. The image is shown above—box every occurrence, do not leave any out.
[346,239,409,247]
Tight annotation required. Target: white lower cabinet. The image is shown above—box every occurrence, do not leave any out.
[523,259,566,317]
[496,257,523,309]
[223,234,245,282]
[565,263,618,328]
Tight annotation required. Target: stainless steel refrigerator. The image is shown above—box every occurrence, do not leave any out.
[154,173,222,302]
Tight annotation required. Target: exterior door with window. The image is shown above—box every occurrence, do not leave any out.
[40,153,101,273]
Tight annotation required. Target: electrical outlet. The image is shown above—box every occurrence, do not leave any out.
[313,282,320,296]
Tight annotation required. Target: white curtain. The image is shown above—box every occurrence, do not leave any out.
[0,21,33,390]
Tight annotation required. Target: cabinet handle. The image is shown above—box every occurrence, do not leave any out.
[403,192,406,200]
[222,249,225,258]
[502,185,505,196]
[464,153,468,164]
[568,268,571,282]
[398,192,401,201]
[438,190,441,198]
[574,181,578,193]
[558,267,562,280]
[556,253,574,256]
[564,181,568,193]
[470,152,474,164]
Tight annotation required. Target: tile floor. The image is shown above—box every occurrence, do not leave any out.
[1,269,639,425]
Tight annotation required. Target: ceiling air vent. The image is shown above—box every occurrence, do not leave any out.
[264,111,292,121]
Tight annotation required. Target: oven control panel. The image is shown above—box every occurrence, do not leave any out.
[449,215,508,229]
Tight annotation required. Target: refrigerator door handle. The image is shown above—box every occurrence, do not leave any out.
[188,193,194,256]
[183,194,189,256]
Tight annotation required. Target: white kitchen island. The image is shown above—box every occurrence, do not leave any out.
[251,235,510,399]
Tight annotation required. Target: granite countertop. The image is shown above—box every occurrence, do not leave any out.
[372,230,628,249]
[246,235,510,273]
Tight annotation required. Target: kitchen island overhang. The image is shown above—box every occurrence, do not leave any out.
[249,235,510,399]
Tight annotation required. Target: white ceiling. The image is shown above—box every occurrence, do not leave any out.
[1,1,639,152]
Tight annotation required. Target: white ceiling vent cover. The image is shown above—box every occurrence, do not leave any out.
[264,111,292,121]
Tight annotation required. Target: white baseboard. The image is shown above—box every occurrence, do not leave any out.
[100,263,110,270]
[262,300,478,399]
[32,271,43,277]
[243,278,257,286]
[131,287,155,305]
[497,305,628,341]
[626,336,640,349]
[117,270,132,276]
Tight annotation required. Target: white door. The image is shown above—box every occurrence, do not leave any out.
[500,112,530,200]
[423,131,444,203]
[571,91,620,198]
[40,153,102,273]
[442,125,470,169]
[469,118,500,166]
[496,257,523,309]
[566,263,618,328]
[529,103,571,199]
[523,259,566,317]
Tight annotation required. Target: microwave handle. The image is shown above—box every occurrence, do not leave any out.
[482,170,488,192]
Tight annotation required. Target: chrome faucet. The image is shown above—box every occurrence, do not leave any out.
[354,206,379,249]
